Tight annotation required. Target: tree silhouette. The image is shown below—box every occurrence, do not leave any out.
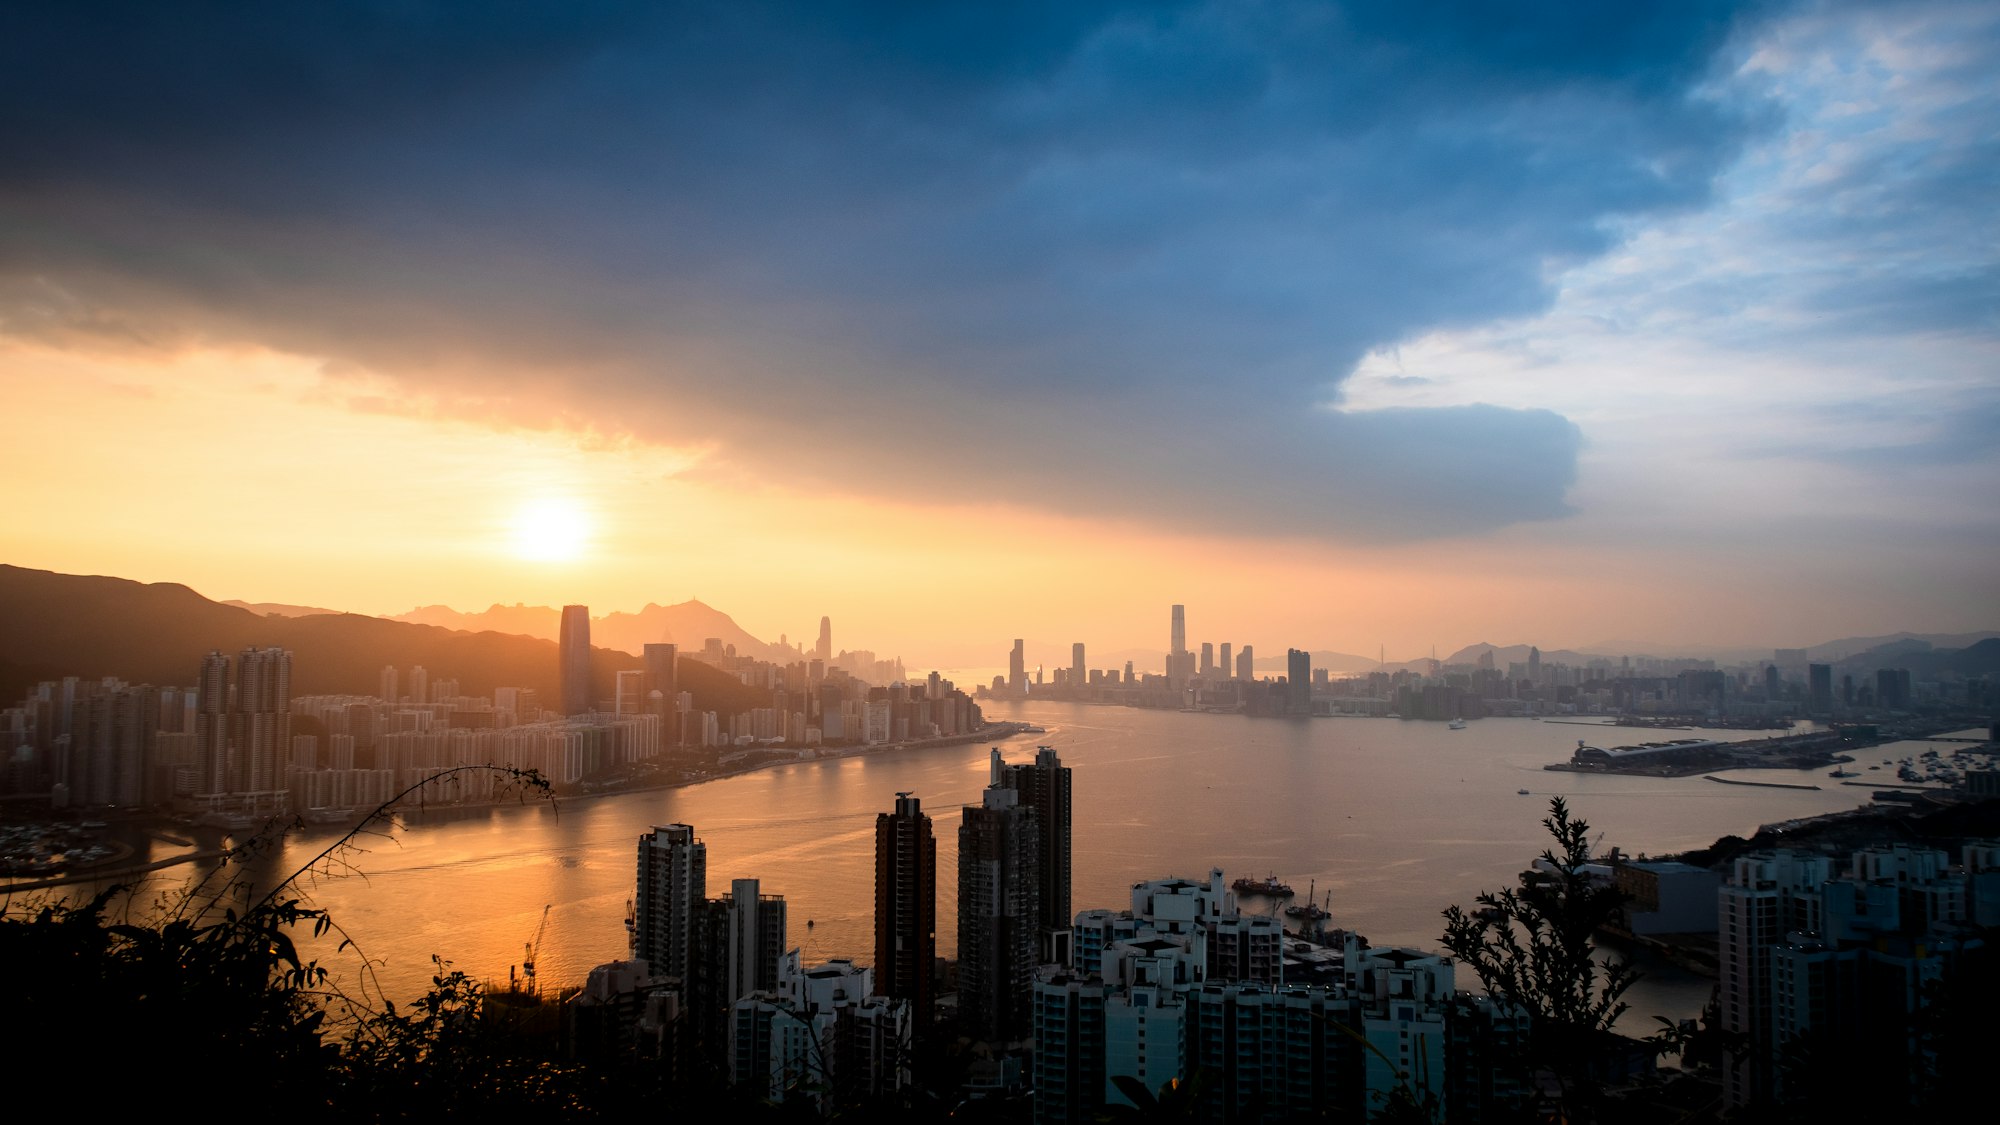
[0,765,595,1118]
[1440,797,1641,1117]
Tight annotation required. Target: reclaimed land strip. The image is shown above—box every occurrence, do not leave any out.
[1704,775,1819,791]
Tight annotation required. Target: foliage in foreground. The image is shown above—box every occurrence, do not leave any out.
[1440,797,1637,1057]
[0,766,615,1115]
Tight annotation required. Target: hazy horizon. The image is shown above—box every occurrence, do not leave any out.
[208,575,1999,673]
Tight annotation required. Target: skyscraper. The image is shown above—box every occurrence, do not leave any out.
[1070,643,1086,690]
[816,616,833,661]
[1237,645,1253,681]
[1287,648,1310,715]
[875,792,936,1025]
[642,642,678,729]
[196,650,230,795]
[724,877,788,1001]
[236,647,293,793]
[959,751,1041,1042]
[1009,638,1026,695]
[1168,605,1189,689]
[635,823,706,977]
[1808,663,1833,714]
[1001,746,1072,954]
[379,664,398,705]
[561,604,592,715]
[1218,643,1232,681]
[1170,605,1186,660]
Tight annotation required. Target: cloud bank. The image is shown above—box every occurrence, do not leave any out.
[2,1,1807,538]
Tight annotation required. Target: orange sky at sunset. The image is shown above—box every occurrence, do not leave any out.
[4,330,1982,670]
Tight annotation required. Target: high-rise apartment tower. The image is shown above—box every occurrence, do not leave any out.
[959,753,1042,1042]
[560,604,592,715]
[875,792,936,1025]
[635,823,707,977]
[1001,746,1072,952]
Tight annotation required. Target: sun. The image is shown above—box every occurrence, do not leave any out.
[509,497,593,562]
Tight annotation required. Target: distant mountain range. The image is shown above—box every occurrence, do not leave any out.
[224,599,346,618]
[391,601,794,662]
[1251,634,2000,677]
[0,565,767,713]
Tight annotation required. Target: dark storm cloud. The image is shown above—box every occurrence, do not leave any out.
[0,1,1791,538]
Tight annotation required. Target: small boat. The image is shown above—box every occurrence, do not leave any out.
[1448,718,1467,730]
[1518,789,1531,795]
[1232,873,1294,897]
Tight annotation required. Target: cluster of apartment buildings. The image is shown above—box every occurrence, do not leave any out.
[1712,842,1998,1109]
[578,743,1544,1123]
[574,745,1073,1106]
[1,618,984,822]
[1033,871,1527,1123]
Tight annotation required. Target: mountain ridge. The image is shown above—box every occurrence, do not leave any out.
[0,564,766,713]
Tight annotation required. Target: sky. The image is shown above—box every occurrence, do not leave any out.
[2,1,1994,670]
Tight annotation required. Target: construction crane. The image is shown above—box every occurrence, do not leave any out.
[522,904,551,992]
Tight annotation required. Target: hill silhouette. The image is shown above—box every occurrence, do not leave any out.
[392,600,794,661]
[0,565,766,714]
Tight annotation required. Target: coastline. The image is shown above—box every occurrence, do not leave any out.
[0,721,1037,893]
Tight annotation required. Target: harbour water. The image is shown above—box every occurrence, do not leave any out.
[60,706,1940,1028]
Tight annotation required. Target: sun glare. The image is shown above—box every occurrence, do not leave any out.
[510,497,593,562]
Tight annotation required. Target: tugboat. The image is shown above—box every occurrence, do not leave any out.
[1232,873,1295,897]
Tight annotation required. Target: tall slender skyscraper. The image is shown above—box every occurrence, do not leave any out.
[959,755,1040,1043]
[196,650,230,795]
[876,792,936,1024]
[642,643,678,729]
[1287,648,1311,715]
[635,823,706,977]
[1070,643,1086,689]
[1168,605,1192,689]
[816,616,833,662]
[1237,645,1254,681]
[560,604,592,715]
[1001,746,1072,952]
[1009,638,1026,695]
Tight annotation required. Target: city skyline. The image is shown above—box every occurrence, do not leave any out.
[2,3,1995,664]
